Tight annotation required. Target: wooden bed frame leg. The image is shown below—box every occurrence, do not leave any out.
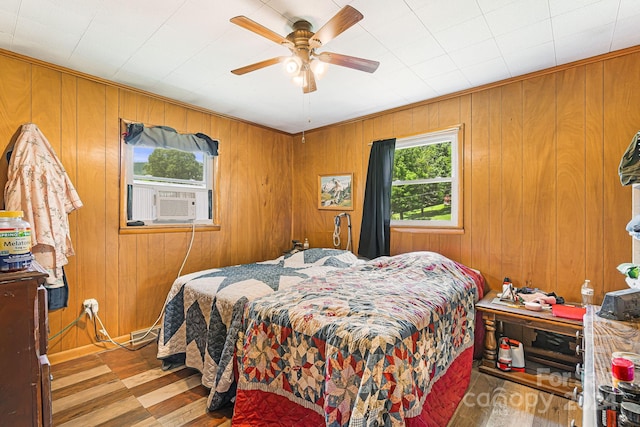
[482,313,497,365]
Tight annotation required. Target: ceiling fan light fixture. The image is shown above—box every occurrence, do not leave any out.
[283,56,302,75]
[292,73,304,87]
[309,59,327,78]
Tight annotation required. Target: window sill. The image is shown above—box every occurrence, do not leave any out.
[391,225,464,235]
[119,223,220,235]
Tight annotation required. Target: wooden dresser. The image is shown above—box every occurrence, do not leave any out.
[0,269,51,426]
[582,305,640,427]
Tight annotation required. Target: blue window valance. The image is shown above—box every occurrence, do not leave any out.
[123,123,218,156]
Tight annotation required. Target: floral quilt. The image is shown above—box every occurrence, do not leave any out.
[156,248,363,410]
[234,251,482,426]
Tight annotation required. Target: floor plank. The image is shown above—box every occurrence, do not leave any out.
[128,368,200,398]
[121,364,184,389]
[136,374,203,408]
[51,365,112,391]
[57,395,142,427]
[146,385,211,419]
[53,379,128,414]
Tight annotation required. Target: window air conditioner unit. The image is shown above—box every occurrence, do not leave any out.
[156,190,196,221]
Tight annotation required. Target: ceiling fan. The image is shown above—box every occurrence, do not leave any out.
[230,5,380,93]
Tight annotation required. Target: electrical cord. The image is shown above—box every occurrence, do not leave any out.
[91,310,153,351]
[345,228,352,251]
[333,213,352,251]
[333,216,342,248]
[88,222,197,350]
[48,311,85,341]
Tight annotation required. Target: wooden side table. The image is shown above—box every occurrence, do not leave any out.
[476,291,584,398]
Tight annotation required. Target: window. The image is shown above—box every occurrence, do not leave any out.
[390,126,462,229]
[120,121,218,230]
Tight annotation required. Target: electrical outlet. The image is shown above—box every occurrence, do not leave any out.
[83,298,99,319]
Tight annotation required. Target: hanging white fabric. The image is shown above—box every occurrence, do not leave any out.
[4,123,83,288]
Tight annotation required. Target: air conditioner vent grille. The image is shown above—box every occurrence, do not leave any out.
[157,191,196,221]
[157,190,195,199]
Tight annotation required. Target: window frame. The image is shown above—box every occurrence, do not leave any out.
[118,119,220,234]
[390,125,464,231]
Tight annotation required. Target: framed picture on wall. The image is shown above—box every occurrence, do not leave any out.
[318,173,354,210]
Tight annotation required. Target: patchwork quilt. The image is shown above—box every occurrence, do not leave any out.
[156,248,363,410]
[233,251,482,427]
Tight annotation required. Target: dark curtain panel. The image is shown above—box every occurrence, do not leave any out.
[358,138,396,260]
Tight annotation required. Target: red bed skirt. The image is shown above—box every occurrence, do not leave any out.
[232,345,474,427]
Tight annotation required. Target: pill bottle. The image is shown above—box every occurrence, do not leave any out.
[0,211,32,272]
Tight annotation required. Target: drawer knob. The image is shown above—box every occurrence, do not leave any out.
[572,386,583,406]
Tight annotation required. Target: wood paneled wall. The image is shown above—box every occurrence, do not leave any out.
[0,50,293,355]
[292,48,640,304]
[2,45,639,356]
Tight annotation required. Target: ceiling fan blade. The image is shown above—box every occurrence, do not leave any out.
[230,16,294,48]
[309,5,363,49]
[315,52,380,73]
[231,57,286,75]
[303,68,317,93]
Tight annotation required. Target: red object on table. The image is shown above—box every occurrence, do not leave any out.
[552,304,586,320]
[612,357,635,382]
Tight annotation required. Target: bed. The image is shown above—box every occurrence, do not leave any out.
[232,251,485,427]
[156,248,364,410]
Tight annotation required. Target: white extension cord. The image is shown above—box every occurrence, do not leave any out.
[89,223,197,350]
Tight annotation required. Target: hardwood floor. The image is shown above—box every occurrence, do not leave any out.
[51,342,580,426]
[51,342,232,426]
[449,364,581,427]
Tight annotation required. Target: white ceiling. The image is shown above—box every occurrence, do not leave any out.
[1,0,640,134]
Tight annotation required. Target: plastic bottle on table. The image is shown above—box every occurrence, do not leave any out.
[581,279,594,306]
[0,210,32,272]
